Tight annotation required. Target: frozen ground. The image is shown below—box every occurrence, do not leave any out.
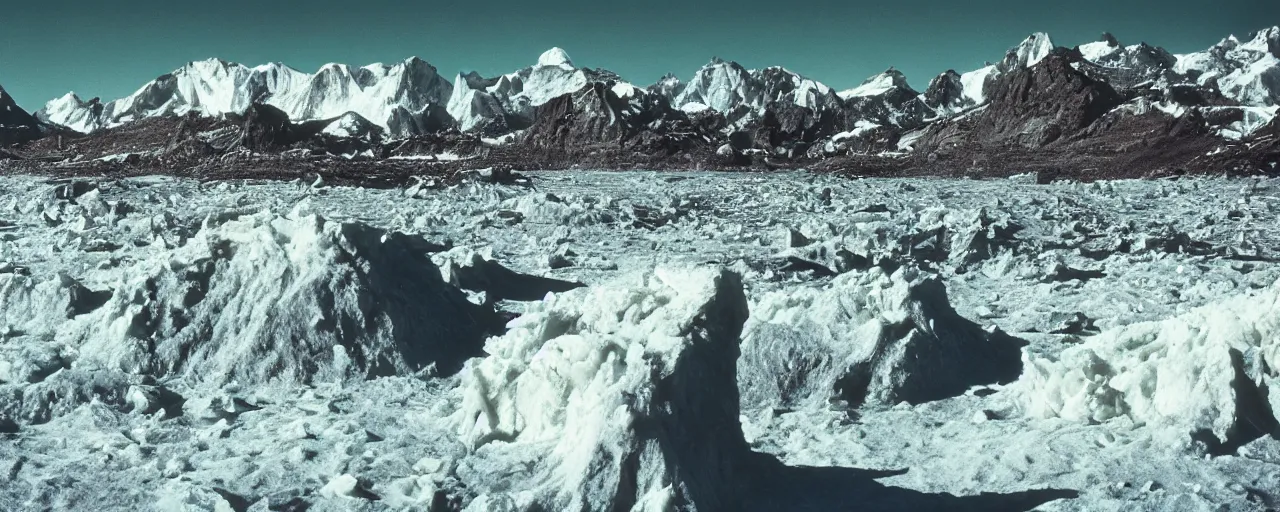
[2,170,1280,511]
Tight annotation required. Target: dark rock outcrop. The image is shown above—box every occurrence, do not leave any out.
[0,86,42,146]
[980,49,1125,146]
[236,103,307,150]
[521,82,721,156]
[917,49,1125,152]
[747,103,848,152]
[922,70,971,115]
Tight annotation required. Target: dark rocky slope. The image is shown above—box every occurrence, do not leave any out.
[0,86,42,147]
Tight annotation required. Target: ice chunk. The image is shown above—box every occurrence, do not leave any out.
[454,266,753,510]
[1014,280,1280,451]
[49,212,503,386]
[739,266,1025,410]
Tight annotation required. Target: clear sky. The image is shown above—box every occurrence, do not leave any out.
[0,0,1275,109]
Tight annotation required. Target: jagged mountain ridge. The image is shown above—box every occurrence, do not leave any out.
[3,26,1278,183]
[25,27,1280,145]
[37,57,453,139]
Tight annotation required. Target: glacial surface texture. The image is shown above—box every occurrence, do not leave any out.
[2,171,1280,511]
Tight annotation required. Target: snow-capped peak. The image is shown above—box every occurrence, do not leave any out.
[37,56,454,137]
[1000,32,1055,71]
[1079,33,1122,63]
[37,91,106,133]
[322,112,381,139]
[1239,26,1280,57]
[537,48,574,68]
[838,69,913,99]
[648,73,686,102]
[672,58,755,114]
[1173,26,1280,107]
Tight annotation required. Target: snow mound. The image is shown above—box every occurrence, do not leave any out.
[1015,280,1280,451]
[454,266,752,510]
[54,212,498,386]
[739,266,1024,411]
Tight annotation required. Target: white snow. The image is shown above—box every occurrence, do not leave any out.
[38,57,452,138]
[1212,105,1278,139]
[610,82,640,99]
[837,72,899,99]
[38,92,105,134]
[1218,54,1280,107]
[671,61,841,129]
[679,101,710,114]
[388,152,464,161]
[1079,40,1121,63]
[536,47,574,68]
[321,112,376,138]
[1015,278,1280,446]
[1175,27,1280,107]
[959,65,997,104]
[1003,33,1054,70]
[455,266,747,508]
[830,120,883,143]
[674,60,756,114]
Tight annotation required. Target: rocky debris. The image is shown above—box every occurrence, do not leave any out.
[1042,262,1107,282]
[53,180,98,201]
[1048,312,1100,336]
[231,102,317,151]
[743,102,848,155]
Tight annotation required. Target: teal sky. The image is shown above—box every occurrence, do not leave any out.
[0,0,1275,109]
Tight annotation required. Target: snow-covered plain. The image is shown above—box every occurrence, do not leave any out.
[2,171,1280,511]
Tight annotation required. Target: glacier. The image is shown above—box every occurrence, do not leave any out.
[2,170,1280,510]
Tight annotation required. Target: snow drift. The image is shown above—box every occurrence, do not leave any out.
[1015,280,1280,452]
[738,266,1025,411]
[453,266,753,511]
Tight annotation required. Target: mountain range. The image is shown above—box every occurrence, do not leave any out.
[1,27,1277,183]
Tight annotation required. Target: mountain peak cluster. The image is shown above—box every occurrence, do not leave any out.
[1,27,1278,183]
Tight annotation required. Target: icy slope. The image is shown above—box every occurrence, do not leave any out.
[838,69,931,129]
[447,47,649,133]
[999,33,1055,72]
